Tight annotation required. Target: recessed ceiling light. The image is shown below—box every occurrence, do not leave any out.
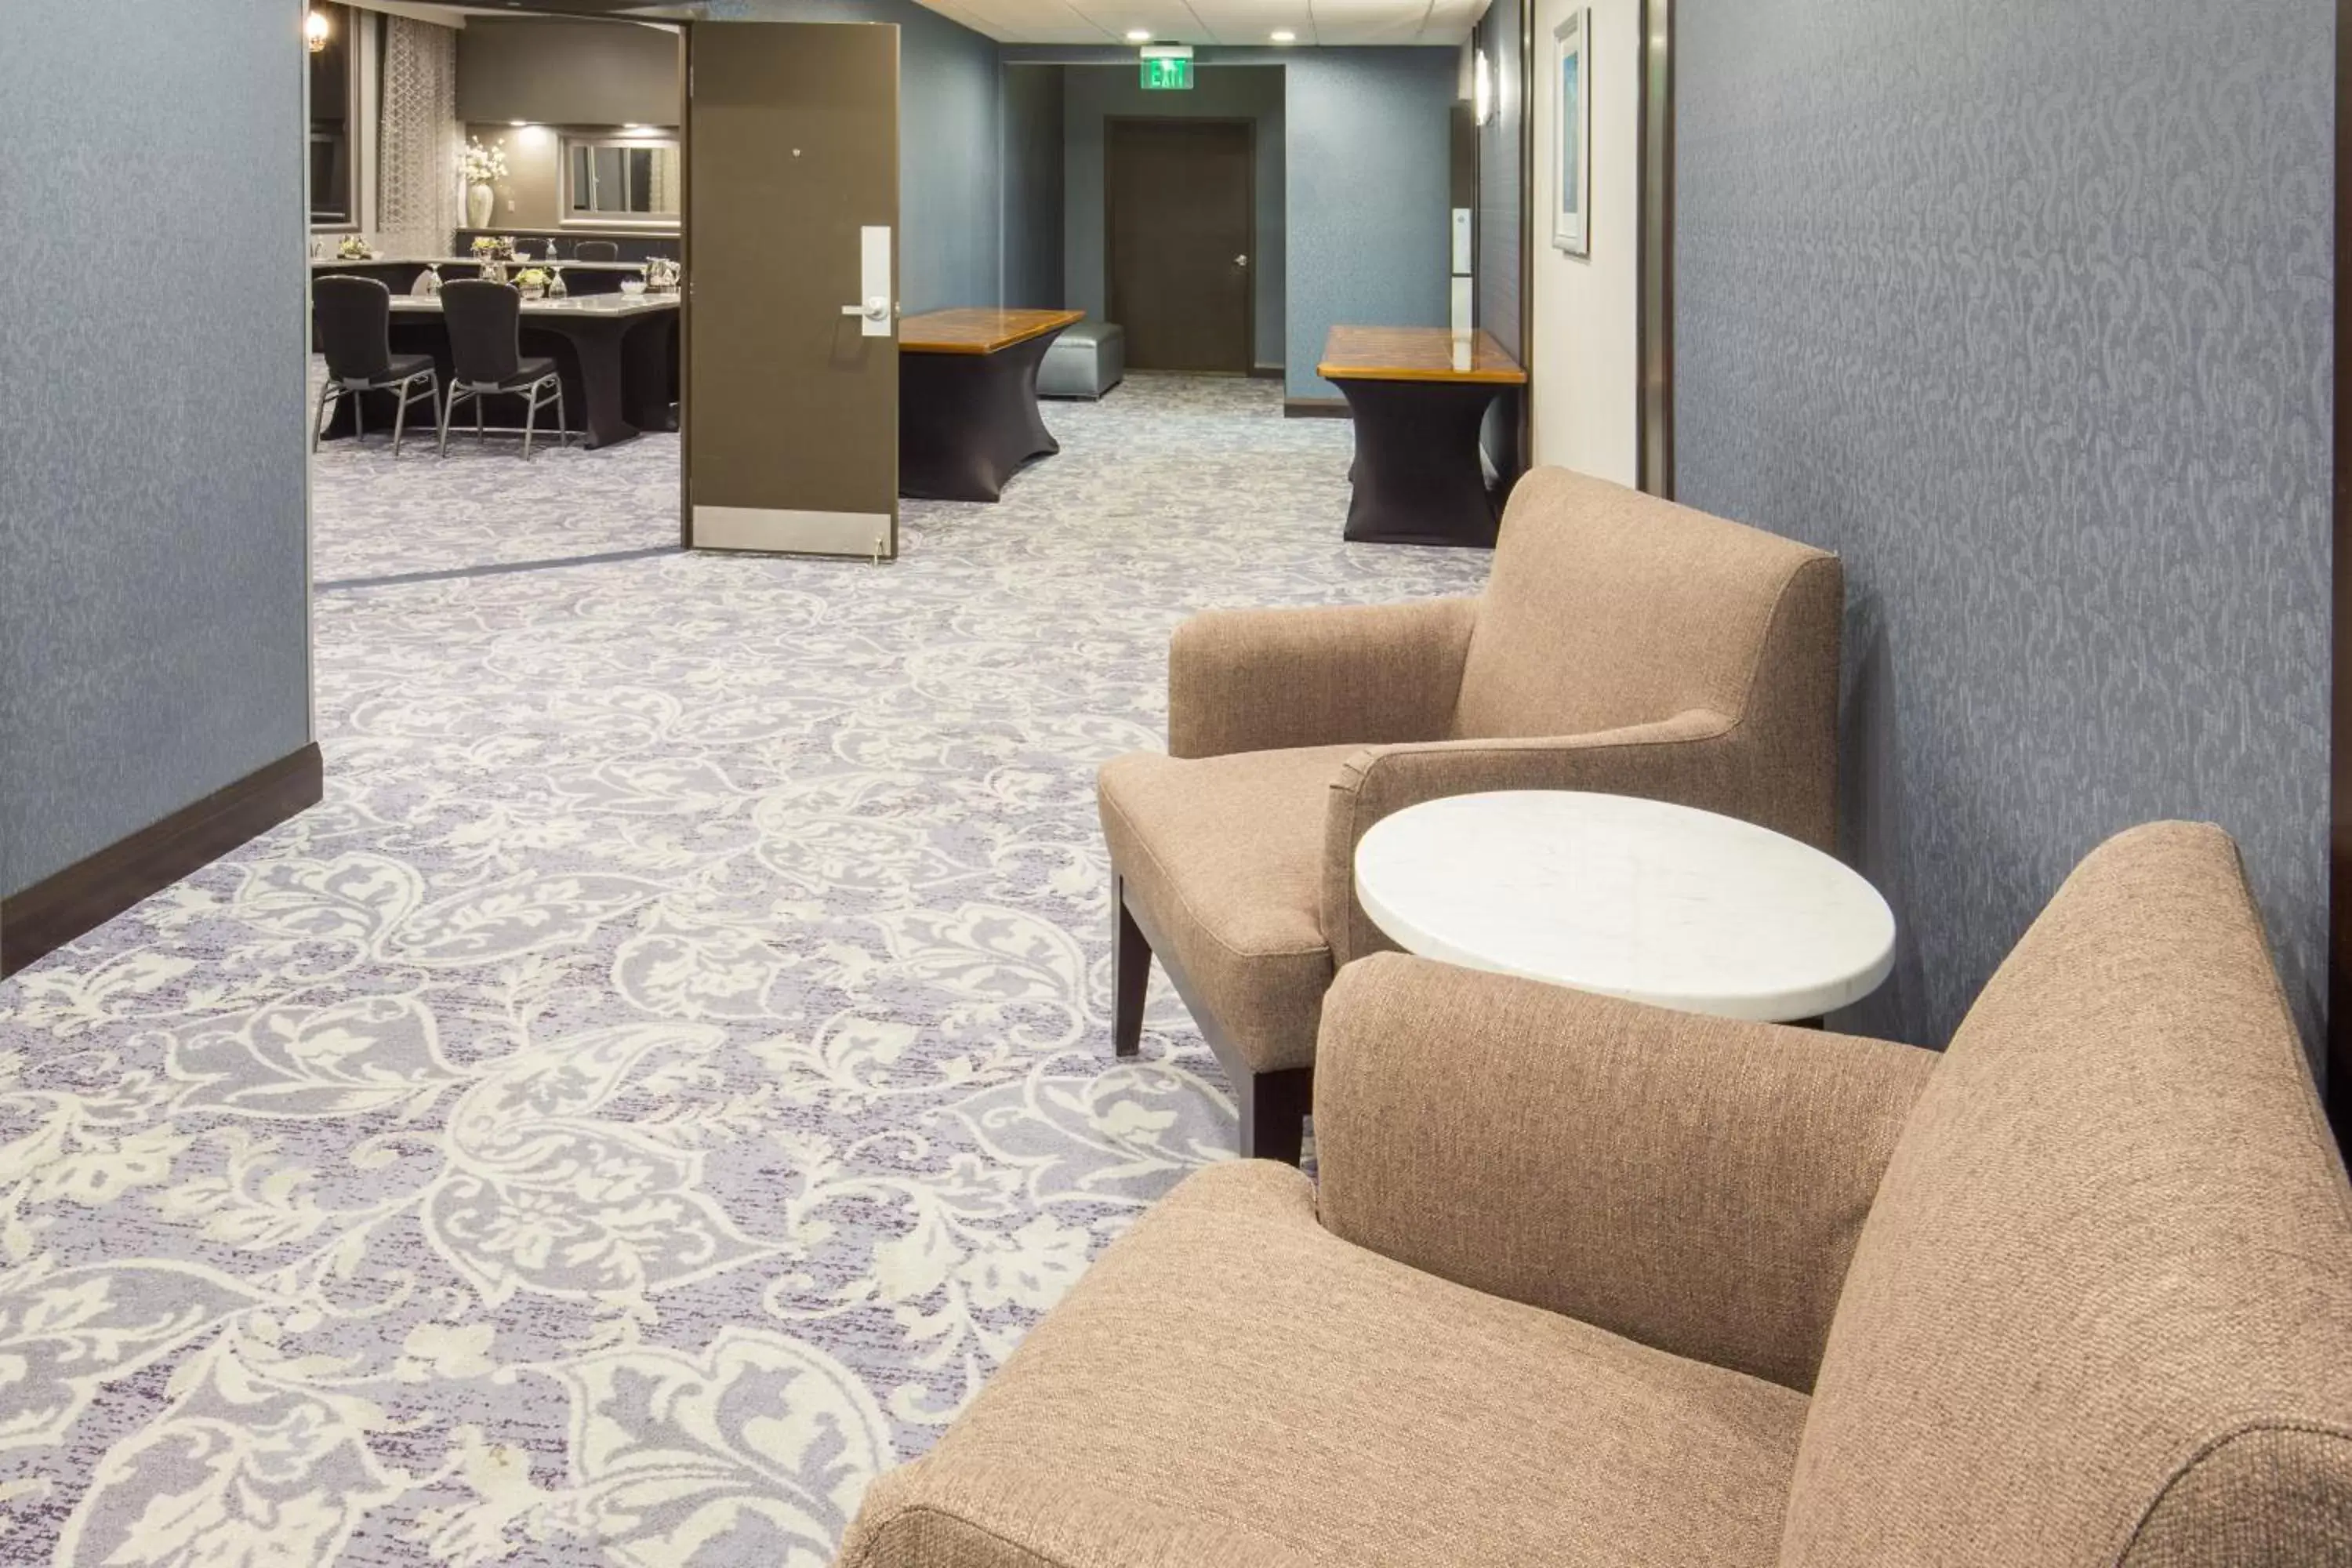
[1125,28,1152,42]
[1271,28,1297,42]
[510,120,529,127]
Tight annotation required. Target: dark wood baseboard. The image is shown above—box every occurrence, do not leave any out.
[1250,365,1284,380]
[1,743,324,978]
[1283,397,1352,419]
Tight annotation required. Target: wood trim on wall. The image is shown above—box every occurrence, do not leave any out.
[1636,0,1674,498]
[2331,0,2349,1148]
[0,744,324,979]
[1282,397,1352,419]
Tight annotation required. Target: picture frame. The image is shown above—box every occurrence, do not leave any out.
[1552,7,1592,256]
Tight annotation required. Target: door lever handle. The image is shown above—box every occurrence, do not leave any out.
[840,295,891,321]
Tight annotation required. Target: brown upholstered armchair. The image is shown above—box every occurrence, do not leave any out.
[1097,468,1844,1160]
[837,823,2352,1568]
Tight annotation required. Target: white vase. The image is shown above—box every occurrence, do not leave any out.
[466,182,495,230]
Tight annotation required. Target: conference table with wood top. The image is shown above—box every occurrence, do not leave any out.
[1318,325,1530,547]
[321,292,679,451]
[898,307,1085,502]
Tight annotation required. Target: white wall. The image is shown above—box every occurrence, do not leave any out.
[1528,0,1639,483]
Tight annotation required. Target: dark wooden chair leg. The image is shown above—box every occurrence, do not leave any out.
[1112,875,1149,1059]
[1235,1066,1313,1166]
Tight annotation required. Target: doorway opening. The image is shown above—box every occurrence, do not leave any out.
[1107,118,1255,375]
[304,4,685,589]
[1000,62,1287,383]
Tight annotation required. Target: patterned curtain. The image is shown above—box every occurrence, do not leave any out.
[650,146,677,216]
[376,15,459,258]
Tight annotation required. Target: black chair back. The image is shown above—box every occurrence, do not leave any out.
[314,275,395,384]
[575,240,619,263]
[442,279,524,387]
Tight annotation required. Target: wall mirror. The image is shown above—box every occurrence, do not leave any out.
[564,136,681,223]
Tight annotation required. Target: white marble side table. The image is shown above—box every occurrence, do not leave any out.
[1353,791,1896,1022]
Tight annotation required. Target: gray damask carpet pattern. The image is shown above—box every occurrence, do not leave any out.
[0,375,1489,1565]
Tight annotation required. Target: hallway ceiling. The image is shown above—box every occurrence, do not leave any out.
[915,0,1486,45]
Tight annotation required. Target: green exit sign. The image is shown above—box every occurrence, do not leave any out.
[1141,56,1193,89]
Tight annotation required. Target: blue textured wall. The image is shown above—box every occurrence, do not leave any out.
[717,0,1002,310]
[0,0,313,898]
[1060,64,1287,369]
[1001,64,1065,309]
[1284,49,1460,400]
[1675,0,2332,1057]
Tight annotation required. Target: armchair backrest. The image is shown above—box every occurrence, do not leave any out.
[1450,467,1846,848]
[1453,470,1838,739]
[1780,822,2352,1568]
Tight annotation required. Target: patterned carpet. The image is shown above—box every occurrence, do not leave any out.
[0,373,1489,1565]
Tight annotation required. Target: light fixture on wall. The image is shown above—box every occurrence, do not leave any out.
[1124,28,1152,42]
[1473,47,1494,126]
[1271,29,1297,43]
[304,8,330,53]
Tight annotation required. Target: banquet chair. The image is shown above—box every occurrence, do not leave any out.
[311,275,441,458]
[439,279,568,461]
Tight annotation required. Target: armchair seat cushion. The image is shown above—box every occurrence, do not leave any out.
[841,1161,1810,1568]
[1098,744,1360,1075]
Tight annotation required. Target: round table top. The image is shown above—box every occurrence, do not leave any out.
[1353,791,1896,1022]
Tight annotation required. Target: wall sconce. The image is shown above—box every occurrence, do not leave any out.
[305,8,330,53]
[1473,48,1494,127]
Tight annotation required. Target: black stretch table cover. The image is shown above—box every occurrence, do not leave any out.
[322,307,677,450]
[1331,376,1512,548]
[898,328,1068,503]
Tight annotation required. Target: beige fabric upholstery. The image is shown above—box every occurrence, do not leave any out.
[837,1162,1810,1568]
[1780,822,2352,1568]
[1097,746,1356,1074]
[1167,597,1475,760]
[1102,468,1842,1072]
[1450,470,1838,745]
[844,822,2352,1568]
[1313,953,1936,1392]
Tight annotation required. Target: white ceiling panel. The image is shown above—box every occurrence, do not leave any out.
[916,0,1480,46]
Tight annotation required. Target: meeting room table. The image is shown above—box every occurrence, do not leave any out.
[898,307,1084,502]
[1318,325,1529,547]
[319,291,679,451]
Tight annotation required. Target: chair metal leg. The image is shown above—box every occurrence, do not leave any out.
[439,385,457,458]
[522,385,539,461]
[557,383,571,446]
[427,374,445,456]
[391,377,411,459]
[311,380,336,454]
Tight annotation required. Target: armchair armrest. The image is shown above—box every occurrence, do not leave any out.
[1312,953,1935,1393]
[1322,710,1807,967]
[1167,597,1477,760]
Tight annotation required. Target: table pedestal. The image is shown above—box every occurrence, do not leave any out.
[1333,376,1508,548]
[898,329,1065,502]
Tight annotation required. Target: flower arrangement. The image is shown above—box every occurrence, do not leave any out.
[336,234,373,260]
[469,235,522,261]
[514,267,550,293]
[459,137,508,185]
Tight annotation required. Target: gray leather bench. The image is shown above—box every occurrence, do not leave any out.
[1038,320,1125,400]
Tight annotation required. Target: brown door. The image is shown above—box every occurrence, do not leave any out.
[685,21,900,558]
[1106,118,1253,374]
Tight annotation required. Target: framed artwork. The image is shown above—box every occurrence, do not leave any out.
[1552,7,1591,256]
